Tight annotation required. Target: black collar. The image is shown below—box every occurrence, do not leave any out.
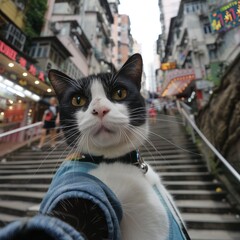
[82,151,138,165]
[68,150,148,174]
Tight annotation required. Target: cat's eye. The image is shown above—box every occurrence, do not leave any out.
[112,88,127,101]
[72,95,87,107]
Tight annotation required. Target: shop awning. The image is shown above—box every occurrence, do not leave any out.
[161,69,195,97]
[162,78,195,97]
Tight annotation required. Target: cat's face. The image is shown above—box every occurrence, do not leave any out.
[48,54,148,158]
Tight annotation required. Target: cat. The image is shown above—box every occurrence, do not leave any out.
[47,54,189,240]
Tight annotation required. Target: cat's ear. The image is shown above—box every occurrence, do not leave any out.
[48,70,74,98]
[118,53,143,90]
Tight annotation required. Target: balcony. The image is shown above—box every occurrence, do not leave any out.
[53,1,80,15]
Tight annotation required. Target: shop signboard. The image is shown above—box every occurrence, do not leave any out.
[210,1,240,33]
[161,62,176,71]
[0,40,47,83]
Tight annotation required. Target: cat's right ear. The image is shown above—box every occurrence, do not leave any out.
[48,70,74,98]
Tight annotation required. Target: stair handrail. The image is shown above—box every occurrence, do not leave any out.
[0,122,42,138]
[177,100,240,183]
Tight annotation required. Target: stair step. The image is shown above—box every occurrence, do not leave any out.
[188,229,240,240]
[158,172,214,181]
[170,190,226,200]
[154,164,208,172]
[0,159,64,165]
[141,149,200,156]
[0,164,61,170]
[0,184,49,192]
[147,159,203,166]
[163,181,221,190]
[0,174,53,184]
[143,154,202,160]
[175,200,232,213]
[0,191,44,203]
[0,200,35,216]
[0,168,57,175]
[182,213,240,230]
[7,155,65,160]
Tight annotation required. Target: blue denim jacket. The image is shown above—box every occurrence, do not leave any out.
[0,160,122,240]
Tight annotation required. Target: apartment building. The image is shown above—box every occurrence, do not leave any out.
[30,0,114,78]
[111,13,133,70]
[159,0,240,108]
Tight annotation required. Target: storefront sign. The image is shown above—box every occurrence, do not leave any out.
[0,40,47,83]
[0,41,17,61]
[210,1,240,32]
[161,62,176,71]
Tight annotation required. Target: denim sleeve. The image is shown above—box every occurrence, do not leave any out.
[0,215,84,240]
[0,160,122,240]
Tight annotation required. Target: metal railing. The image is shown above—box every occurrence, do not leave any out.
[177,100,240,183]
[0,122,42,149]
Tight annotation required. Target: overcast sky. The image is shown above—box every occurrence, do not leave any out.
[118,1,160,62]
[118,0,161,90]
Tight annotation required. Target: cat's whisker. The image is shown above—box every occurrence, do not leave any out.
[129,116,184,125]
[136,125,202,157]
[124,125,166,163]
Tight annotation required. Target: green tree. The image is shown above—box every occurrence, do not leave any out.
[24,0,48,38]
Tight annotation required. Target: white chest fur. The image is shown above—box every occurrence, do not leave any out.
[90,163,169,240]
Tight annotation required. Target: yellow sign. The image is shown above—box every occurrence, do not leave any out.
[160,62,176,71]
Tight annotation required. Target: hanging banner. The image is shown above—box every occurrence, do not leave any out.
[210,0,240,32]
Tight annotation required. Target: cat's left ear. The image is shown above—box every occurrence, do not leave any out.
[48,70,74,98]
[118,53,143,90]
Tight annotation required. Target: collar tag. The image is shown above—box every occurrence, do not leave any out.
[135,149,148,174]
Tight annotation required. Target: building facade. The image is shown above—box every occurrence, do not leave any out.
[158,0,240,109]
[0,0,53,129]
[111,14,133,70]
[34,0,114,78]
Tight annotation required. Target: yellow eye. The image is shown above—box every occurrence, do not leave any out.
[112,88,127,101]
[72,95,87,106]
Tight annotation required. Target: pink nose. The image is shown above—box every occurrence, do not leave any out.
[92,107,110,118]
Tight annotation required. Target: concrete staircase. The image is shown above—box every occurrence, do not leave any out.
[141,114,240,240]
[0,145,68,226]
[0,114,240,239]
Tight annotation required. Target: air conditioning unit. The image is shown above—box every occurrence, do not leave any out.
[50,22,61,34]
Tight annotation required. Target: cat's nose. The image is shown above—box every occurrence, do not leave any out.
[92,107,110,118]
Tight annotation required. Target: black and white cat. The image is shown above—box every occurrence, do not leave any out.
[48,54,188,240]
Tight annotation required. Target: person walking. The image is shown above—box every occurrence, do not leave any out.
[35,97,59,149]
[148,104,157,124]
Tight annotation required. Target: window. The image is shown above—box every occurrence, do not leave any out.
[203,23,212,34]
[5,24,26,51]
[208,44,217,60]
[33,43,49,58]
[209,49,217,60]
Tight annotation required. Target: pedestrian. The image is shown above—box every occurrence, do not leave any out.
[163,104,167,115]
[35,97,59,150]
[148,104,157,124]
